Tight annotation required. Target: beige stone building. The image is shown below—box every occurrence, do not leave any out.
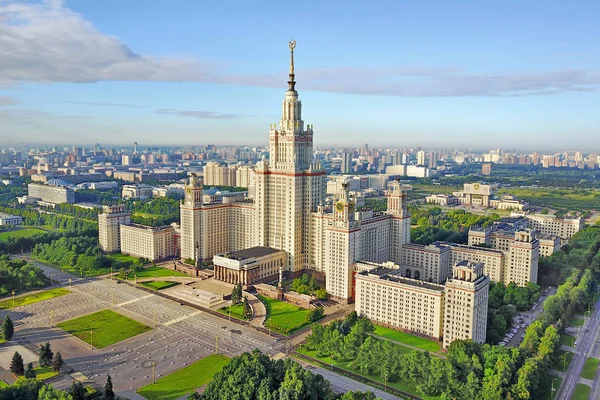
[517,213,583,240]
[179,44,411,302]
[443,260,489,348]
[355,260,489,348]
[98,205,131,253]
[213,247,286,285]
[453,183,498,206]
[120,224,175,261]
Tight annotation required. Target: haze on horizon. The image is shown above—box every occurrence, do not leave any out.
[1,0,599,151]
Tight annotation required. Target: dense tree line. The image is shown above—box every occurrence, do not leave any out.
[0,255,49,296]
[486,282,541,344]
[31,236,132,275]
[0,183,27,205]
[198,349,376,400]
[0,206,97,232]
[538,226,600,287]
[73,187,121,205]
[129,196,180,226]
[0,227,97,255]
[410,207,500,245]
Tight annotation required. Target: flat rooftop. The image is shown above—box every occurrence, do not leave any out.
[358,267,444,292]
[221,246,282,261]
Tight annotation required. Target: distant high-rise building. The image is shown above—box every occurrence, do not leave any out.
[428,151,438,169]
[417,150,425,166]
[482,163,492,175]
[122,154,131,166]
[134,141,138,154]
[341,152,353,173]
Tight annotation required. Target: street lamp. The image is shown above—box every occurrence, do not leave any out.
[383,371,388,391]
[11,291,15,308]
[551,377,557,399]
[50,310,53,327]
[68,278,71,287]
[151,362,156,384]
[214,335,219,355]
[90,330,93,350]
[110,267,113,280]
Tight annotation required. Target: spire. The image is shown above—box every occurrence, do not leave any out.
[288,40,296,92]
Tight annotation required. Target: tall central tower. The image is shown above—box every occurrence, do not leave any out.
[255,41,326,275]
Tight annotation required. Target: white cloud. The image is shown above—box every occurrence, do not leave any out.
[1,1,600,97]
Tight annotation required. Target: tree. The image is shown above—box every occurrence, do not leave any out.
[39,342,53,367]
[315,289,328,300]
[340,390,377,400]
[231,283,242,305]
[68,381,86,400]
[105,373,115,400]
[24,362,36,379]
[118,267,126,280]
[1,314,14,341]
[306,307,324,323]
[38,384,73,400]
[243,295,252,319]
[52,351,64,372]
[1,378,43,399]
[10,351,25,375]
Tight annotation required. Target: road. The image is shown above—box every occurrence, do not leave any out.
[505,287,556,348]
[2,259,394,398]
[555,297,600,400]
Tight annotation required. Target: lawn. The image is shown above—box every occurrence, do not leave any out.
[139,281,180,291]
[581,357,599,380]
[560,334,575,347]
[137,354,229,400]
[373,325,441,352]
[34,366,59,381]
[57,309,151,349]
[572,383,591,400]
[0,381,8,388]
[108,253,142,264]
[258,295,313,335]
[296,347,439,400]
[0,227,46,242]
[570,317,585,327]
[127,266,189,280]
[553,350,574,372]
[133,212,161,219]
[217,304,247,321]
[0,288,70,310]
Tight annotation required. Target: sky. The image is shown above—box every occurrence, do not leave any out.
[1,0,599,151]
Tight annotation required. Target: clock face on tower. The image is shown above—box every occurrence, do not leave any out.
[474,183,481,190]
[335,202,344,212]
[185,187,192,195]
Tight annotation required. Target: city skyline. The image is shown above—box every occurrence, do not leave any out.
[1,0,600,150]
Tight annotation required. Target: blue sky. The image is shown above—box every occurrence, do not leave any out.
[1,0,599,151]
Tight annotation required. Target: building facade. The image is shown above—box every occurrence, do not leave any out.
[98,205,131,253]
[355,260,489,348]
[28,181,74,204]
[120,224,175,261]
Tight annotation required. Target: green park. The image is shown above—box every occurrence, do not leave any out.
[139,281,180,291]
[137,354,229,400]
[57,309,151,349]
[127,266,189,280]
[259,295,314,335]
[373,325,441,352]
[217,303,248,320]
[0,288,70,310]
[0,227,46,242]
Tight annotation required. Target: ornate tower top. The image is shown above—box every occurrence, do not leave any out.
[288,40,297,92]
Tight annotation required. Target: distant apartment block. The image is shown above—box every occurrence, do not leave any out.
[516,213,584,240]
[122,184,153,199]
[27,181,74,204]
